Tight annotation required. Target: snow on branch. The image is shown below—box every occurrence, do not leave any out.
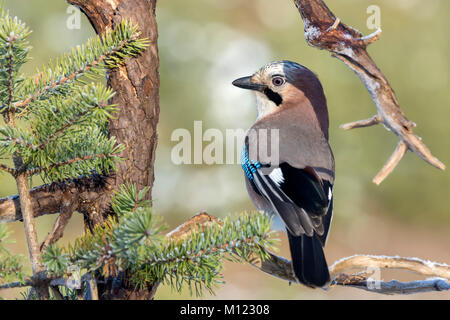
[292,0,445,184]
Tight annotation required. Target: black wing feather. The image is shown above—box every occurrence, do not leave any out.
[252,170,307,236]
[278,163,328,216]
[247,162,332,240]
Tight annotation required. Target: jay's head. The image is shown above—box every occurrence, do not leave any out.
[232,60,327,123]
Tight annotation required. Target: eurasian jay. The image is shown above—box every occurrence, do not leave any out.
[233,60,334,288]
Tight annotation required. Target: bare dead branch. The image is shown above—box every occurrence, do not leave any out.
[333,274,450,295]
[360,28,382,46]
[40,190,79,251]
[253,251,296,283]
[329,254,450,279]
[166,211,222,240]
[372,140,407,184]
[293,0,445,184]
[340,115,381,130]
[252,247,450,294]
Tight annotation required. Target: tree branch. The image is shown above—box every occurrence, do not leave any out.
[293,0,445,184]
[14,36,135,114]
[0,175,113,223]
[170,213,450,295]
[15,172,49,299]
[252,248,450,295]
[40,190,78,251]
[0,281,32,290]
[372,141,408,185]
[332,274,450,295]
[0,163,16,175]
[340,115,381,130]
[329,254,450,279]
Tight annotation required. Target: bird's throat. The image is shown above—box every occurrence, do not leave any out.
[255,91,282,120]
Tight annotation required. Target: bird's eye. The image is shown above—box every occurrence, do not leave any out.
[272,76,285,86]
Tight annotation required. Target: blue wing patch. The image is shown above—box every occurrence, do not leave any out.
[241,145,261,180]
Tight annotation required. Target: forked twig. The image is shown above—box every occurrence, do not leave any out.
[293,0,445,184]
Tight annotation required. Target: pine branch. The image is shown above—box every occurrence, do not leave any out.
[41,185,277,297]
[0,126,37,156]
[39,190,78,252]
[0,6,31,112]
[35,132,123,182]
[111,183,152,215]
[14,20,148,114]
[0,8,48,295]
[5,49,14,123]
[28,153,109,176]
[30,83,116,150]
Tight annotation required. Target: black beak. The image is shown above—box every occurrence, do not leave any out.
[232,76,267,92]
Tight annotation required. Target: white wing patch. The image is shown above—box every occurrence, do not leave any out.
[328,187,333,200]
[269,168,284,186]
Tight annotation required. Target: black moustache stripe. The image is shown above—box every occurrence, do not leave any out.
[263,88,283,106]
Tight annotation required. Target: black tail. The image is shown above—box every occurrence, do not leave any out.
[287,231,330,288]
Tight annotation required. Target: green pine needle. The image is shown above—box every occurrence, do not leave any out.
[41,184,277,297]
[0,4,148,182]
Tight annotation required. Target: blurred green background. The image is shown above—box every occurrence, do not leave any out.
[1,0,449,299]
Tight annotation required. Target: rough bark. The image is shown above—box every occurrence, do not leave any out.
[66,0,160,222]
[0,0,160,228]
[65,0,160,299]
